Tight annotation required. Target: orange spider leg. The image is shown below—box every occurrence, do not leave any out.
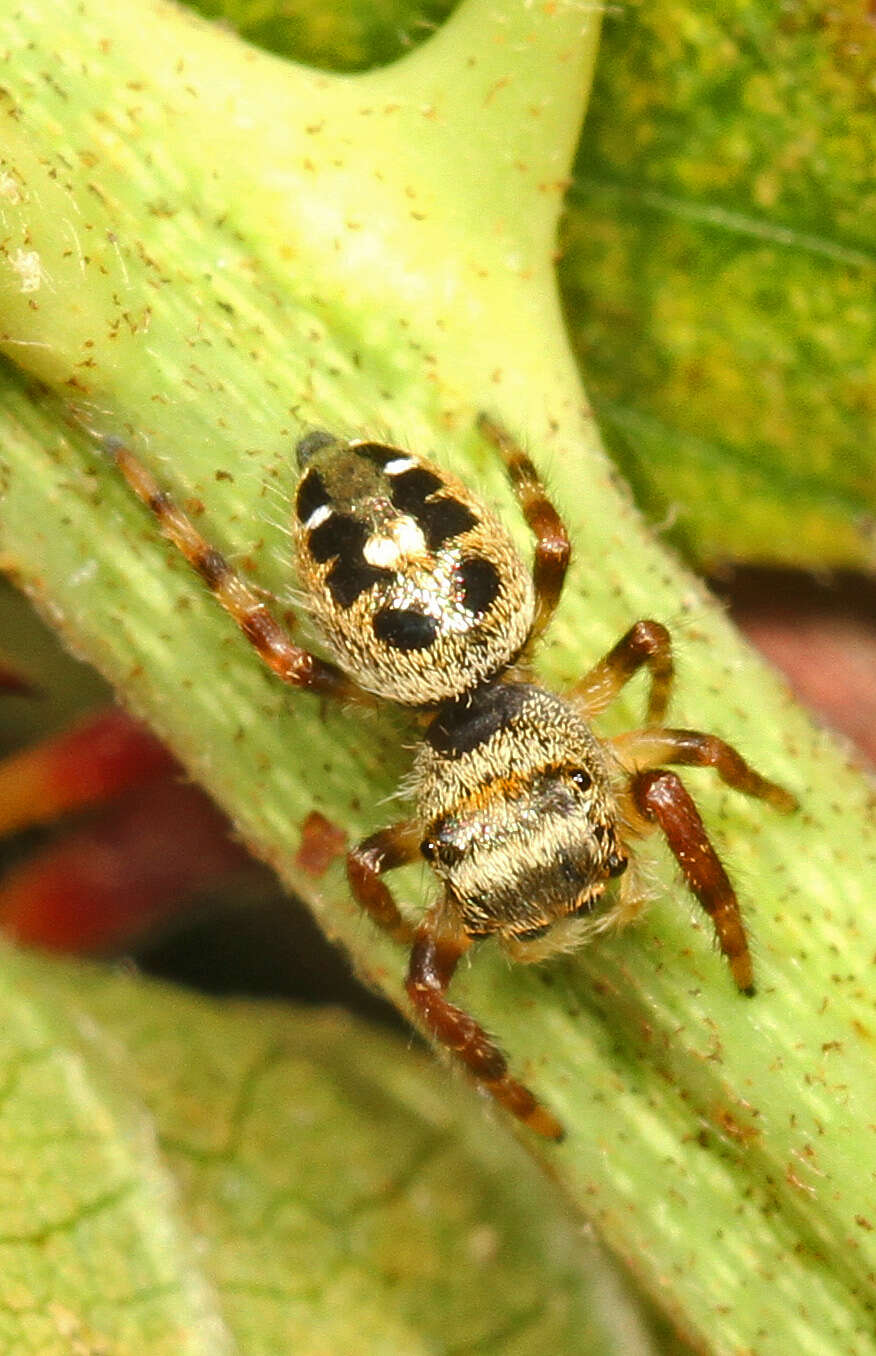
[346,821,421,944]
[348,824,564,1140]
[105,439,370,706]
[629,770,755,992]
[611,728,797,813]
[406,911,565,1141]
[614,729,796,993]
[476,414,571,642]
[572,619,674,725]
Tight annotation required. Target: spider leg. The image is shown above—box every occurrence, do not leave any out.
[617,732,794,991]
[571,619,674,725]
[611,728,797,813]
[629,768,758,993]
[406,909,565,1140]
[106,439,371,706]
[346,822,421,944]
[476,413,570,642]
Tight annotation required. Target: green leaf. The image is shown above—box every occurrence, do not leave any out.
[2,946,656,1354]
[564,0,876,569]
[0,2,874,1354]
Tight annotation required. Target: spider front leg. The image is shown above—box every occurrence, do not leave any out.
[349,833,563,1139]
[616,729,796,993]
[612,728,797,813]
[476,414,571,642]
[407,908,565,1141]
[629,769,757,992]
[346,822,420,944]
[572,619,674,725]
[105,439,371,706]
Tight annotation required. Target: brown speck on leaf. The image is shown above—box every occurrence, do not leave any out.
[295,811,347,878]
[712,1106,762,1146]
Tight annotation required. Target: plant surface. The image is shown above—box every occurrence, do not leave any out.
[0,1,873,1352]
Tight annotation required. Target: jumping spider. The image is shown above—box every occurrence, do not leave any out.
[107,415,796,1140]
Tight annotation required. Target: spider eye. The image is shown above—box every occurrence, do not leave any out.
[606,852,628,878]
[421,836,462,867]
[569,768,592,791]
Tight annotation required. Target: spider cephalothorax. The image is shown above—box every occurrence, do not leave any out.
[416,682,628,945]
[109,414,796,1140]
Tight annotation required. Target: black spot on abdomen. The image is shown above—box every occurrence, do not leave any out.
[456,557,501,614]
[295,469,329,523]
[390,467,477,550]
[373,608,438,651]
[422,498,478,550]
[353,442,402,469]
[308,512,365,564]
[391,467,442,505]
[308,512,391,607]
[329,559,392,609]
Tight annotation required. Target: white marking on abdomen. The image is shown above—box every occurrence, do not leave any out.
[363,515,427,567]
[304,504,332,530]
[383,456,417,476]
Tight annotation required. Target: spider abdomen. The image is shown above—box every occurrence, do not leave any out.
[292,435,535,705]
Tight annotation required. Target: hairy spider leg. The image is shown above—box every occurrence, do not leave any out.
[572,619,675,726]
[406,912,565,1141]
[346,821,421,944]
[631,771,754,992]
[476,414,571,642]
[611,729,797,813]
[105,439,369,705]
[348,829,563,1137]
[614,729,796,992]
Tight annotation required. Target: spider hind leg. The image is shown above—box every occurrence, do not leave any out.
[476,413,571,643]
